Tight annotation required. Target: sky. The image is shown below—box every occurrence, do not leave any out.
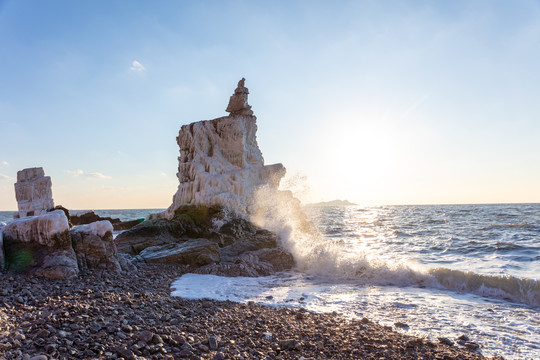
[1,0,540,210]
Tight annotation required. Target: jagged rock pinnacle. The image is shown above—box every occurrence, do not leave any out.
[226,77,254,116]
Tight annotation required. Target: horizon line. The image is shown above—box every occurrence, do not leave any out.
[1,201,539,213]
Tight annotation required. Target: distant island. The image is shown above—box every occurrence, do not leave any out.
[308,199,357,207]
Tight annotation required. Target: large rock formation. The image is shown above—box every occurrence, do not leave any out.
[1,210,78,279]
[161,78,285,219]
[2,183,134,278]
[116,79,315,276]
[14,167,54,218]
[116,205,294,276]
[114,79,298,276]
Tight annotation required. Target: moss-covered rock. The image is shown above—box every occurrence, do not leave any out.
[114,205,295,275]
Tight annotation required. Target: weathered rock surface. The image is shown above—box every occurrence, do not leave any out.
[116,205,222,255]
[1,210,78,279]
[71,210,143,230]
[114,80,313,275]
[226,77,253,115]
[138,239,220,267]
[70,221,122,271]
[160,78,285,220]
[14,167,54,218]
[195,248,295,277]
[2,208,133,278]
[116,205,295,276]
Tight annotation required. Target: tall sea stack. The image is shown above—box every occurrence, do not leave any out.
[163,78,286,219]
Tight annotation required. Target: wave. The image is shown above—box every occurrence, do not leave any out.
[287,231,539,307]
[276,228,540,307]
[428,268,540,307]
[251,189,540,307]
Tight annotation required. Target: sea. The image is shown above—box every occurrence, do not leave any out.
[1,204,539,359]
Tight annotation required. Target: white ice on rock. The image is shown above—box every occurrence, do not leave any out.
[2,210,69,247]
[161,79,286,219]
[72,220,114,238]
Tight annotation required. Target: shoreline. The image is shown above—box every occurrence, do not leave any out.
[0,265,502,360]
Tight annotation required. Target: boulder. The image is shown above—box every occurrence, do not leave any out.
[115,205,224,255]
[115,218,189,255]
[219,228,278,261]
[194,248,294,277]
[138,239,220,267]
[70,221,121,271]
[115,204,295,275]
[1,210,78,279]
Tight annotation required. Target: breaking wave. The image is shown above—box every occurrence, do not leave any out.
[251,188,540,307]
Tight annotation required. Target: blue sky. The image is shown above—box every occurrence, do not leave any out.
[1,0,539,210]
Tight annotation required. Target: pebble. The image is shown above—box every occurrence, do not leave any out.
[208,335,220,350]
[178,349,192,358]
[152,334,164,344]
[28,356,48,360]
[394,322,409,328]
[279,339,301,350]
[213,352,226,360]
[181,342,194,351]
[0,264,491,360]
[137,330,154,343]
[439,337,454,346]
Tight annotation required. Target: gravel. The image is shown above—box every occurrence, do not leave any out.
[0,264,503,359]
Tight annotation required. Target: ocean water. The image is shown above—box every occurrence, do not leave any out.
[172,204,540,360]
[0,209,163,226]
[2,205,539,359]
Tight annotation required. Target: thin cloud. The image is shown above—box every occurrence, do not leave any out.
[66,169,84,176]
[66,169,111,179]
[160,172,168,177]
[1,160,9,166]
[129,60,146,73]
[85,172,111,179]
[0,174,15,181]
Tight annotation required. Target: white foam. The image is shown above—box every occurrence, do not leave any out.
[171,272,540,360]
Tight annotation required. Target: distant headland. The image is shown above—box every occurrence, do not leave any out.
[308,199,357,207]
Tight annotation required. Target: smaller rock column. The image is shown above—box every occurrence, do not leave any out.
[226,77,254,116]
[14,167,54,218]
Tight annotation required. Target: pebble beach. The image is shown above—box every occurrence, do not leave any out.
[0,264,503,360]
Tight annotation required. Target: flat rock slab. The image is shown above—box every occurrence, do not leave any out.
[139,239,220,267]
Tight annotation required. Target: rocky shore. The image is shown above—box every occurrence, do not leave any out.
[0,265,502,360]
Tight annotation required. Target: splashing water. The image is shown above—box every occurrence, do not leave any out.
[174,202,540,359]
